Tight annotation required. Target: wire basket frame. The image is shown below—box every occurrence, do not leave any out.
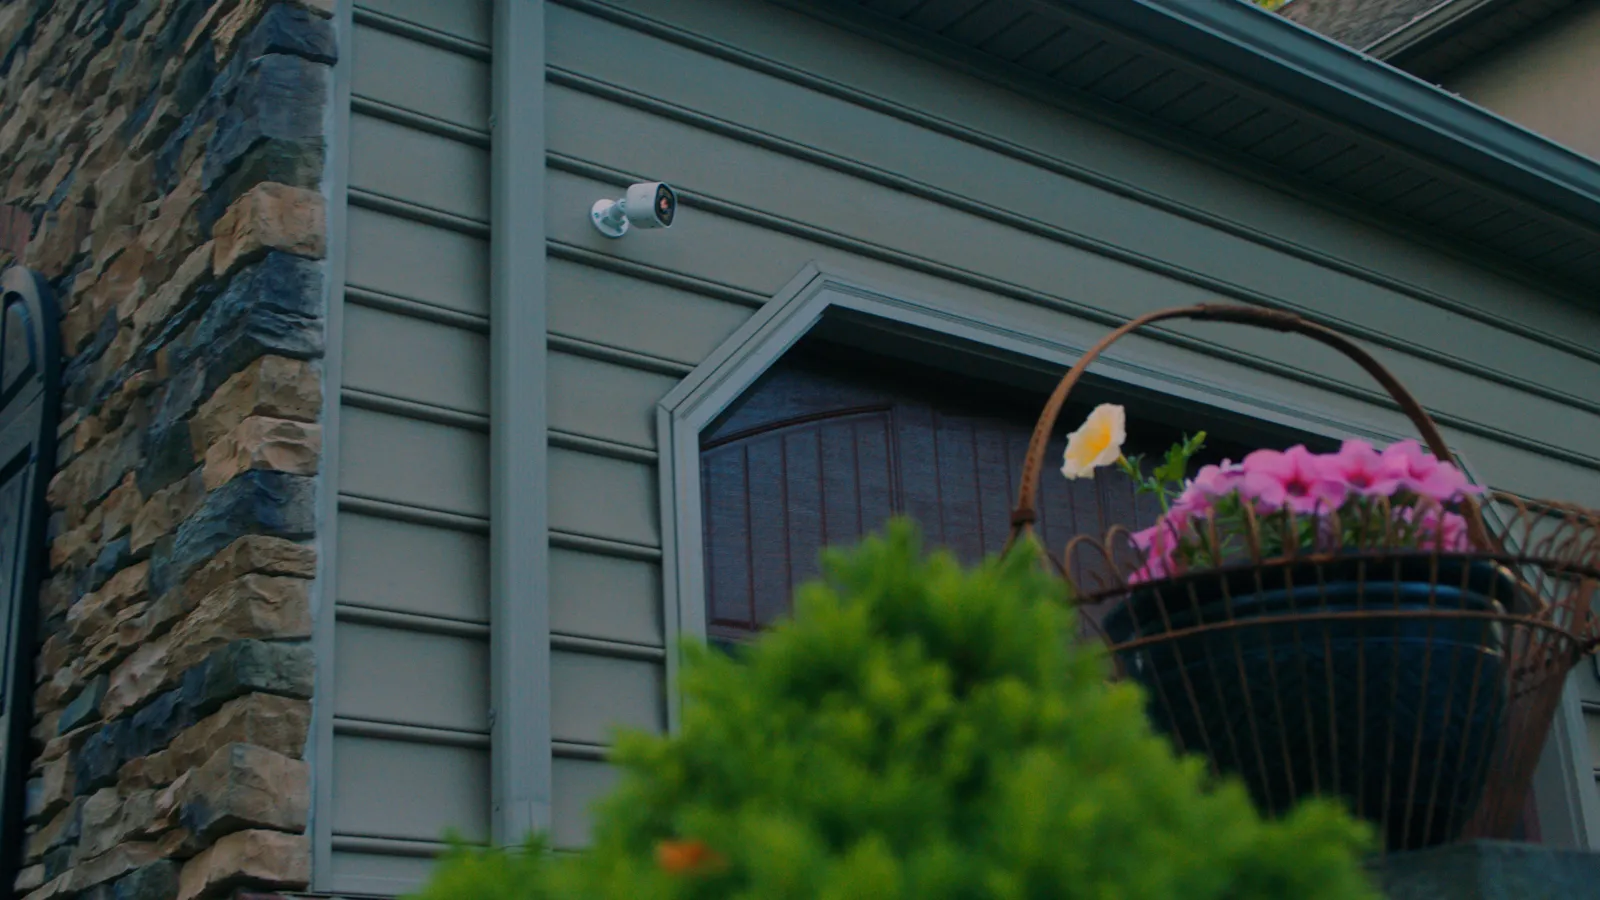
[1005,304,1600,852]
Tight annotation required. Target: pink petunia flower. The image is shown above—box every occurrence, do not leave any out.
[1404,505,1474,552]
[1380,440,1483,502]
[1127,520,1181,584]
[1327,440,1406,497]
[1240,446,1347,514]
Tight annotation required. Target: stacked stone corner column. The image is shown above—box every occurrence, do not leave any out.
[0,2,337,898]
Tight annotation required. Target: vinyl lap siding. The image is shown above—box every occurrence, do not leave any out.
[329,1,493,892]
[542,0,1600,848]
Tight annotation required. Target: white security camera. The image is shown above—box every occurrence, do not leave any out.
[591,182,677,238]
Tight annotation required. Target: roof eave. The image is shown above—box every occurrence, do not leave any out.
[1040,0,1600,233]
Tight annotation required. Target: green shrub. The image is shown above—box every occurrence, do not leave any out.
[412,521,1379,899]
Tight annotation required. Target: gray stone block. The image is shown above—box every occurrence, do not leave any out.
[112,859,178,900]
[58,674,108,734]
[150,470,317,595]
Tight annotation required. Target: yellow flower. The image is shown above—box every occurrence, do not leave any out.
[1061,403,1127,479]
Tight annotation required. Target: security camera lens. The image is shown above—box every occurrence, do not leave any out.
[655,184,675,226]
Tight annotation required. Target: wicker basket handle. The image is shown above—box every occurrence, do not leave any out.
[1008,303,1489,549]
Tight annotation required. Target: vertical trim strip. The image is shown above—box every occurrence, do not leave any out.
[491,0,553,844]
[310,0,355,889]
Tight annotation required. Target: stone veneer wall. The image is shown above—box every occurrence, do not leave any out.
[0,1,336,898]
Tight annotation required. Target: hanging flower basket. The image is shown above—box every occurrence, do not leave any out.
[1006,304,1600,853]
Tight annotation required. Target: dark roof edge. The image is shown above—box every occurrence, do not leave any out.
[1361,0,1500,57]
[1042,0,1600,232]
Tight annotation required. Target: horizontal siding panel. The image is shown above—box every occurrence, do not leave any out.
[346,206,489,317]
[333,736,489,842]
[344,303,489,416]
[335,621,489,733]
[547,259,753,365]
[543,24,1600,402]
[585,0,1600,354]
[339,406,489,518]
[550,547,663,647]
[551,651,666,744]
[337,513,488,622]
[352,23,491,130]
[552,758,621,849]
[549,447,659,546]
[328,851,439,898]
[548,351,678,449]
[349,113,489,222]
[356,0,491,45]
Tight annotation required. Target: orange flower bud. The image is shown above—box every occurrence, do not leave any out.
[656,839,726,875]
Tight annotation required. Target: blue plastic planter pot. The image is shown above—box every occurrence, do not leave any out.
[1103,556,1514,852]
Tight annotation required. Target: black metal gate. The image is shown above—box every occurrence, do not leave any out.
[0,266,57,886]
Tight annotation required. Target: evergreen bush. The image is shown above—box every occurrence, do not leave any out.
[412,520,1380,899]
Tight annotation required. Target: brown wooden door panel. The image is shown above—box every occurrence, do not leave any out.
[703,410,898,640]
[702,348,1193,642]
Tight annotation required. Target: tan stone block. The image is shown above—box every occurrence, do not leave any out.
[39,721,97,764]
[29,709,62,748]
[49,506,102,568]
[26,798,82,862]
[81,600,153,679]
[98,473,144,543]
[76,787,123,859]
[78,105,130,187]
[102,633,173,724]
[35,152,77,207]
[126,695,311,791]
[104,577,312,719]
[41,571,76,623]
[34,668,74,716]
[14,863,44,894]
[169,576,313,669]
[35,756,73,822]
[141,159,202,263]
[104,370,158,426]
[202,417,321,490]
[147,536,316,647]
[36,633,72,684]
[21,871,66,900]
[211,183,326,276]
[181,536,318,611]
[176,829,308,900]
[24,199,88,278]
[72,412,105,457]
[190,356,321,454]
[134,241,212,343]
[77,786,173,861]
[181,744,309,840]
[67,561,150,644]
[131,469,205,555]
[132,96,180,156]
[211,0,277,60]
[67,840,161,893]
[91,158,155,261]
